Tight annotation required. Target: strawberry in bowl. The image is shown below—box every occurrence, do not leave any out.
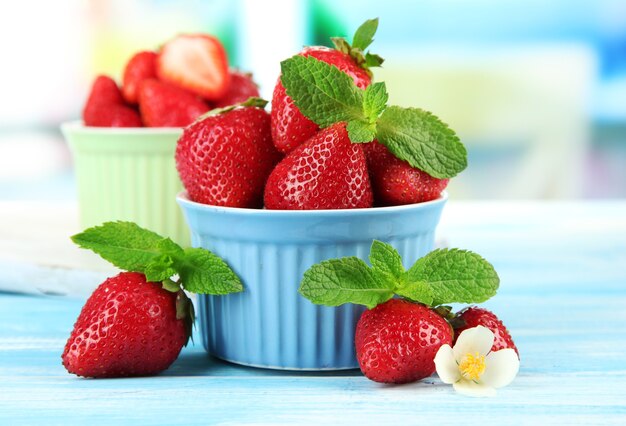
[174,19,468,370]
[63,33,262,245]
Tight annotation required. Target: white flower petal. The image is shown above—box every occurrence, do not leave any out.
[453,380,497,397]
[434,344,461,384]
[481,349,520,388]
[453,325,495,362]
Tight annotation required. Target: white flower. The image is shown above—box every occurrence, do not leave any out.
[434,325,519,397]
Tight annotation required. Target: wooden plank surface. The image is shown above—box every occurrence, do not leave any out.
[1,201,625,425]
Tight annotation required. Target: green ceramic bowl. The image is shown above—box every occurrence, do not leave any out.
[61,121,189,245]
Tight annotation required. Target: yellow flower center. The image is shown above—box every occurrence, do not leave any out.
[459,352,486,381]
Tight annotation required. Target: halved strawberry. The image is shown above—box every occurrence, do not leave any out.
[157,34,230,101]
[122,51,158,104]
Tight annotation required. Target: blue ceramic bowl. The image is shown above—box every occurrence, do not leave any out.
[177,192,447,370]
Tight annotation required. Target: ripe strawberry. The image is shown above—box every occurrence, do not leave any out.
[264,122,373,210]
[364,141,449,206]
[271,46,372,154]
[138,79,209,127]
[157,34,230,101]
[62,272,188,378]
[213,70,260,108]
[122,51,158,104]
[452,307,519,357]
[176,101,281,207]
[355,299,453,384]
[83,75,142,127]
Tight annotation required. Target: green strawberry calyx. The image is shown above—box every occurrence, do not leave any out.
[196,96,268,121]
[330,18,384,77]
[299,240,499,310]
[72,221,243,345]
[280,26,468,179]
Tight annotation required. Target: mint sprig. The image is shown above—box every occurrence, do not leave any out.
[280,38,467,179]
[299,241,498,309]
[72,221,243,296]
[72,221,243,345]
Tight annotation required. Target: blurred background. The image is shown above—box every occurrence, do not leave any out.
[0,0,624,200]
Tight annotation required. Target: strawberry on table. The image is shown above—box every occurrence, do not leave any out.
[356,299,452,383]
[452,307,519,357]
[63,221,243,378]
[62,272,187,378]
[213,70,260,108]
[299,242,500,384]
[364,141,449,206]
[271,18,382,154]
[264,122,373,210]
[83,75,142,127]
[122,51,158,104]
[157,34,230,101]
[175,98,281,207]
[138,79,209,127]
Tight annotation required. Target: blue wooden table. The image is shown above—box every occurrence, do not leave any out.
[1,201,625,425]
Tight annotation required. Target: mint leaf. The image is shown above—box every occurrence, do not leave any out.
[352,18,379,51]
[376,106,467,179]
[299,257,394,309]
[71,221,172,272]
[407,249,499,305]
[395,279,434,306]
[177,248,243,295]
[73,221,243,298]
[369,240,404,281]
[363,82,388,123]
[346,120,376,143]
[144,255,177,282]
[280,55,365,127]
[156,237,184,257]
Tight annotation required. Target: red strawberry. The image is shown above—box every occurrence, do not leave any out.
[122,51,158,104]
[271,46,372,154]
[176,102,281,207]
[83,75,142,127]
[364,141,449,206]
[138,79,209,127]
[213,70,260,108]
[264,122,373,210]
[61,272,188,378]
[157,34,230,101]
[452,307,519,357]
[355,299,453,384]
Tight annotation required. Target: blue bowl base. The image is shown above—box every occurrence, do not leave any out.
[208,352,360,371]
